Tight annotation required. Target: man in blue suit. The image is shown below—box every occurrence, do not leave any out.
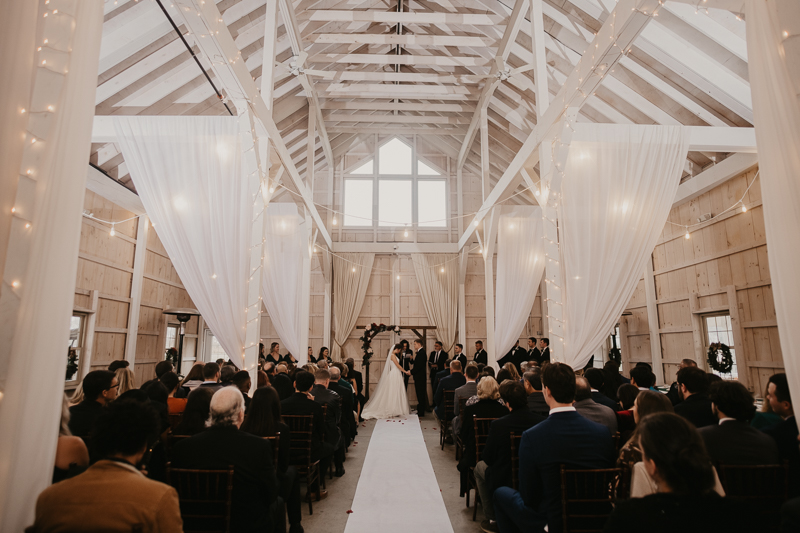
[493,363,615,533]
[434,360,467,422]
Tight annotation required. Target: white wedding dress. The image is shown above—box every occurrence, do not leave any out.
[361,349,410,419]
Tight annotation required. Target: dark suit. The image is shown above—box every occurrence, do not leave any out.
[498,346,526,371]
[537,346,550,365]
[312,383,343,470]
[272,374,294,401]
[528,347,541,363]
[400,350,413,389]
[765,416,800,496]
[172,425,280,533]
[494,410,615,533]
[429,349,448,395]
[483,407,545,492]
[348,367,366,416]
[699,419,779,466]
[199,381,223,393]
[280,392,330,462]
[474,349,488,366]
[329,380,356,444]
[459,399,510,493]
[68,399,104,438]
[674,393,717,428]
[526,391,550,418]
[454,352,467,369]
[591,391,618,410]
[434,372,467,421]
[412,348,428,415]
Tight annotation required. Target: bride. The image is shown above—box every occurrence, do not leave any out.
[361,344,411,419]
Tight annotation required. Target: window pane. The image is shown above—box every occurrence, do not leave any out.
[418,180,447,227]
[210,335,228,361]
[379,138,412,175]
[418,159,441,175]
[350,159,374,175]
[378,180,412,226]
[344,179,373,226]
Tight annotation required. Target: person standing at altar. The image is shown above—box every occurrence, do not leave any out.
[399,339,413,390]
[429,341,448,399]
[453,344,467,369]
[498,340,526,373]
[474,340,488,366]
[412,339,429,417]
[266,342,281,366]
[527,337,541,364]
[536,338,550,365]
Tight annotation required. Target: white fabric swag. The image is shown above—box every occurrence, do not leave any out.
[411,254,459,353]
[262,203,311,365]
[115,116,254,365]
[332,253,374,361]
[745,0,800,400]
[559,124,689,369]
[494,206,546,363]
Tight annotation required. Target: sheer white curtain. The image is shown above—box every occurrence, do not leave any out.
[745,0,800,398]
[262,203,310,364]
[412,254,459,352]
[560,124,689,369]
[494,206,546,361]
[115,116,252,365]
[332,253,374,361]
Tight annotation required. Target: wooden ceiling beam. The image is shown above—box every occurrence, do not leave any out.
[324,113,472,124]
[320,101,477,113]
[304,10,504,25]
[311,53,491,67]
[308,33,493,47]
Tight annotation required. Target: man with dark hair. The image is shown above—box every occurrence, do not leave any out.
[536,338,550,365]
[412,339,429,417]
[154,360,174,379]
[232,371,252,410]
[220,365,236,386]
[272,366,294,401]
[434,360,466,426]
[474,340,488,366]
[498,340,526,373]
[313,369,345,477]
[107,360,129,372]
[584,368,617,410]
[282,370,333,499]
[453,343,467,369]
[629,365,656,390]
[526,337,540,363]
[764,373,800,495]
[475,381,544,532]
[523,369,549,417]
[574,377,617,434]
[173,387,282,532]
[34,400,182,532]
[329,366,356,444]
[494,363,615,533]
[674,366,716,428]
[69,370,119,437]
[344,358,365,418]
[699,381,778,466]
[429,341,448,396]
[199,362,222,392]
[666,358,697,405]
[452,364,479,435]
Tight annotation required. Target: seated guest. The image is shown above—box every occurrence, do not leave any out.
[175,362,205,398]
[523,369,550,417]
[282,370,333,500]
[435,360,467,423]
[435,361,451,392]
[584,368,618,410]
[34,400,182,532]
[220,365,237,386]
[494,363,615,533]
[615,384,641,443]
[53,394,90,483]
[617,390,673,471]
[107,359,129,372]
[272,366,295,401]
[458,377,508,496]
[605,412,754,532]
[160,371,187,414]
[140,360,176,391]
[318,346,332,365]
[257,369,270,389]
[502,362,521,382]
[198,362,223,393]
[329,366,356,443]
[601,360,627,402]
[311,369,344,477]
[752,395,783,429]
[452,363,479,435]
[665,359,697,406]
[574,377,618,435]
[674,366,716,428]
[173,388,280,533]
[345,358,366,417]
[232,371,252,411]
[699,380,779,466]
[266,342,282,366]
[68,370,118,438]
[115,367,136,396]
[763,373,800,496]
[475,381,544,532]
[241,387,303,533]
[629,365,655,391]
[173,387,214,436]
[317,359,329,370]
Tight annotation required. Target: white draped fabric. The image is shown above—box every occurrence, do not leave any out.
[332,253,374,361]
[494,206,546,362]
[262,203,311,365]
[411,254,459,352]
[115,116,253,365]
[745,0,800,399]
[559,124,689,369]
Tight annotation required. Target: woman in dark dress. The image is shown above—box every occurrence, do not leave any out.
[173,387,214,436]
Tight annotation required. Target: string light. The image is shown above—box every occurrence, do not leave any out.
[685,229,691,239]
[25,223,31,229]
[741,204,747,213]
[109,224,116,237]
[212,273,217,279]
[332,217,337,225]
[12,281,20,288]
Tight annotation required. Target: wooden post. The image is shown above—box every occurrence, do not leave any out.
[483,209,499,367]
[727,285,751,390]
[124,215,148,367]
[644,260,665,385]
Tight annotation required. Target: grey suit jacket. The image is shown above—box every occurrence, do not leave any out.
[574,398,618,435]
[454,381,477,417]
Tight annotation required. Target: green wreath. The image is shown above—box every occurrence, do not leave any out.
[707,342,734,373]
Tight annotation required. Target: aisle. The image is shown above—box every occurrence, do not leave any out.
[343,415,455,533]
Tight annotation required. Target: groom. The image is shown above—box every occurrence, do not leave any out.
[412,339,428,417]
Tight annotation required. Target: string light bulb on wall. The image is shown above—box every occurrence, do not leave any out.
[109,223,116,237]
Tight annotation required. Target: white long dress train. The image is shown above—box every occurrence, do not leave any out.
[361,349,410,419]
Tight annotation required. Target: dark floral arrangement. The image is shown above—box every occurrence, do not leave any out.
[165,347,179,365]
[66,348,79,381]
[358,323,401,365]
[707,342,734,373]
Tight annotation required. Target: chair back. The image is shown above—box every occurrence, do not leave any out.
[263,433,280,470]
[473,417,498,458]
[510,432,522,490]
[444,390,456,421]
[168,413,183,432]
[283,414,315,472]
[458,397,468,418]
[718,462,789,531]
[166,464,234,533]
[560,466,622,533]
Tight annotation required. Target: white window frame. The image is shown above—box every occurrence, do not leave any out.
[702,312,739,379]
[65,313,87,386]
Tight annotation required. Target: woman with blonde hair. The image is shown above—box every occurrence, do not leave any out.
[53,394,89,483]
[503,362,521,381]
[114,367,136,396]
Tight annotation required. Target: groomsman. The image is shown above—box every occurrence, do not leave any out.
[412,339,429,417]
[527,337,541,363]
[537,338,551,365]
[453,344,467,369]
[429,341,448,398]
[498,340,526,372]
[474,340,488,366]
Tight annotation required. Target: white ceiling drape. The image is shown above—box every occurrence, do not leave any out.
[115,116,253,364]
[745,0,800,400]
[559,124,689,369]
[494,206,546,365]
[411,253,459,353]
[262,203,310,365]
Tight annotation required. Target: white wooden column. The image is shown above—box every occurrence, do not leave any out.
[298,208,312,363]
[124,215,149,366]
[458,248,468,347]
[480,108,490,201]
[319,249,332,349]
[483,209,499,368]
[644,259,665,384]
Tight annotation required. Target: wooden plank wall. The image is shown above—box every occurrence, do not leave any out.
[620,167,781,396]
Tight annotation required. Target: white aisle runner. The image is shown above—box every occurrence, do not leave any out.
[344,415,455,533]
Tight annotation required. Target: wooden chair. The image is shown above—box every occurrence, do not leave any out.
[439,390,456,449]
[263,434,280,470]
[560,466,623,533]
[510,432,522,490]
[168,413,183,432]
[455,397,468,460]
[718,462,789,532]
[166,464,234,533]
[166,433,192,460]
[469,416,499,520]
[283,414,321,515]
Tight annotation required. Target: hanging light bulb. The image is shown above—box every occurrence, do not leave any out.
[110,224,116,237]
[396,275,400,280]
[440,267,444,273]
[684,230,691,240]
[741,204,747,213]
[352,267,356,272]
[332,217,338,225]
[404,225,409,238]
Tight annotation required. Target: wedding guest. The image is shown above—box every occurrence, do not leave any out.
[173,388,281,533]
[160,372,187,415]
[630,365,655,391]
[435,360,466,425]
[220,365,236,387]
[266,342,282,366]
[523,368,550,418]
[666,359,697,406]
[69,382,84,406]
[475,381,544,532]
[494,363,615,533]
[617,390,673,472]
[317,359,329,370]
[429,341,448,395]
[317,346,332,365]
[233,370,252,411]
[494,368,513,387]
[241,386,303,533]
[585,368,618,410]
[197,362,223,393]
[176,362,205,398]
[574,377,618,435]
[674,366,716,428]
[107,359,129,372]
[312,369,344,477]
[601,360,628,402]
[345,358,365,419]
[173,387,214,436]
[474,340,488,366]
[617,384,640,412]
[53,394,89,483]
[699,380,778,466]
[329,366,356,443]
[34,399,182,533]
[763,373,799,496]
[452,363,479,435]
[257,370,270,389]
[536,338,550,365]
[115,367,136,396]
[604,412,754,532]
[615,384,641,441]
[68,370,118,438]
[502,362,521,382]
[453,344,467,369]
